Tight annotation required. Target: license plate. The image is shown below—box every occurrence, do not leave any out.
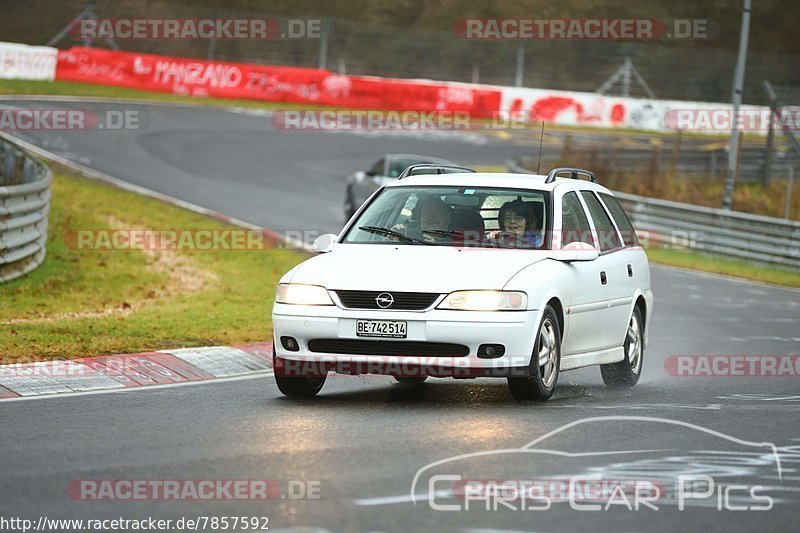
[356,319,407,338]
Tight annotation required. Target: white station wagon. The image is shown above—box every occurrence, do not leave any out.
[272,165,653,401]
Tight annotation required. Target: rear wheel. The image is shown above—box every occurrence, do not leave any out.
[601,306,644,387]
[508,306,561,401]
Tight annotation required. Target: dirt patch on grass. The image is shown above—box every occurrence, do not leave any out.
[2,216,219,324]
[109,216,220,296]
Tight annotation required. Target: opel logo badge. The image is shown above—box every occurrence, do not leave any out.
[375,292,394,309]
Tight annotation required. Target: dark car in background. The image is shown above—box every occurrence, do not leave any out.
[343,153,458,219]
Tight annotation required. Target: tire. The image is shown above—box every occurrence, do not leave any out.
[508,305,561,401]
[601,306,644,387]
[273,351,327,397]
[394,376,427,385]
[275,374,326,397]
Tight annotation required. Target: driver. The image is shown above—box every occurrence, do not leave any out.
[391,197,452,243]
[488,199,543,248]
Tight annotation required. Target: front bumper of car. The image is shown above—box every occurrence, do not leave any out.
[272,303,543,378]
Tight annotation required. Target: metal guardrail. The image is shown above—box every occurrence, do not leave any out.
[507,158,800,269]
[0,135,52,283]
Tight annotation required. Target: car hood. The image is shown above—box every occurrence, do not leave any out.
[288,244,552,292]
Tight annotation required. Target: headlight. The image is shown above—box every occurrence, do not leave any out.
[276,283,334,306]
[437,290,527,311]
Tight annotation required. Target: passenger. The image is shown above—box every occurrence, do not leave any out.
[489,199,543,248]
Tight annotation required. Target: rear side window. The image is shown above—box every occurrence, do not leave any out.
[580,191,622,252]
[561,192,594,247]
[600,193,639,247]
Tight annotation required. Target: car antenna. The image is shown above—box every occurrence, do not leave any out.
[536,121,545,174]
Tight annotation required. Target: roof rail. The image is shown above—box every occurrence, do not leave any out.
[398,164,476,179]
[545,167,597,184]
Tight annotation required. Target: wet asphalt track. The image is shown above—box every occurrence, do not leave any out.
[0,99,799,532]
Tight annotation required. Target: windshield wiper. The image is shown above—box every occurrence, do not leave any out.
[421,230,458,236]
[422,229,516,248]
[358,226,433,245]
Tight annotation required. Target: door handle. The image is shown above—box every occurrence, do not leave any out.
[600,271,607,285]
[627,264,633,277]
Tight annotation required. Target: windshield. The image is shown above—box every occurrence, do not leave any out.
[343,186,550,249]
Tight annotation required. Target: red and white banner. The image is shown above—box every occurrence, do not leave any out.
[0,42,58,80]
[55,47,502,117]
[494,85,768,132]
[18,43,765,133]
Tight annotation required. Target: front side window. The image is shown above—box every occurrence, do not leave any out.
[343,186,550,249]
[580,191,622,252]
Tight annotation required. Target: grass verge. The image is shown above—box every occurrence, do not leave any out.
[646,248,800,288]
[0,170,306,363]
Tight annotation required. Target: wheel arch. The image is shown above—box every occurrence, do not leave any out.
[632,291,649,345]
[635,294,647,325]
[545,296,565,340]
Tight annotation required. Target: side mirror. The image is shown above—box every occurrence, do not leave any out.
[559,242,599,262]
[365,170,376,177]
[312,233,338,253]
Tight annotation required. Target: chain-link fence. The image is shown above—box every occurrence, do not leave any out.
[3,0,799,105]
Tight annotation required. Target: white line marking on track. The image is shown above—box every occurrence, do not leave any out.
[354,490,451,507]
[562,403,723,410]
[728,336,800,342]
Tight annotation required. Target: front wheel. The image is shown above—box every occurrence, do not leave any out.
[508,306,561,401]
[394,376,427,385]
[275,374,326,397]
[273,351,327,397]
[600,306,644,387]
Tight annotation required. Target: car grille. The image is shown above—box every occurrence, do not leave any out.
[334,290,440,310]
[307,339,469,357]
